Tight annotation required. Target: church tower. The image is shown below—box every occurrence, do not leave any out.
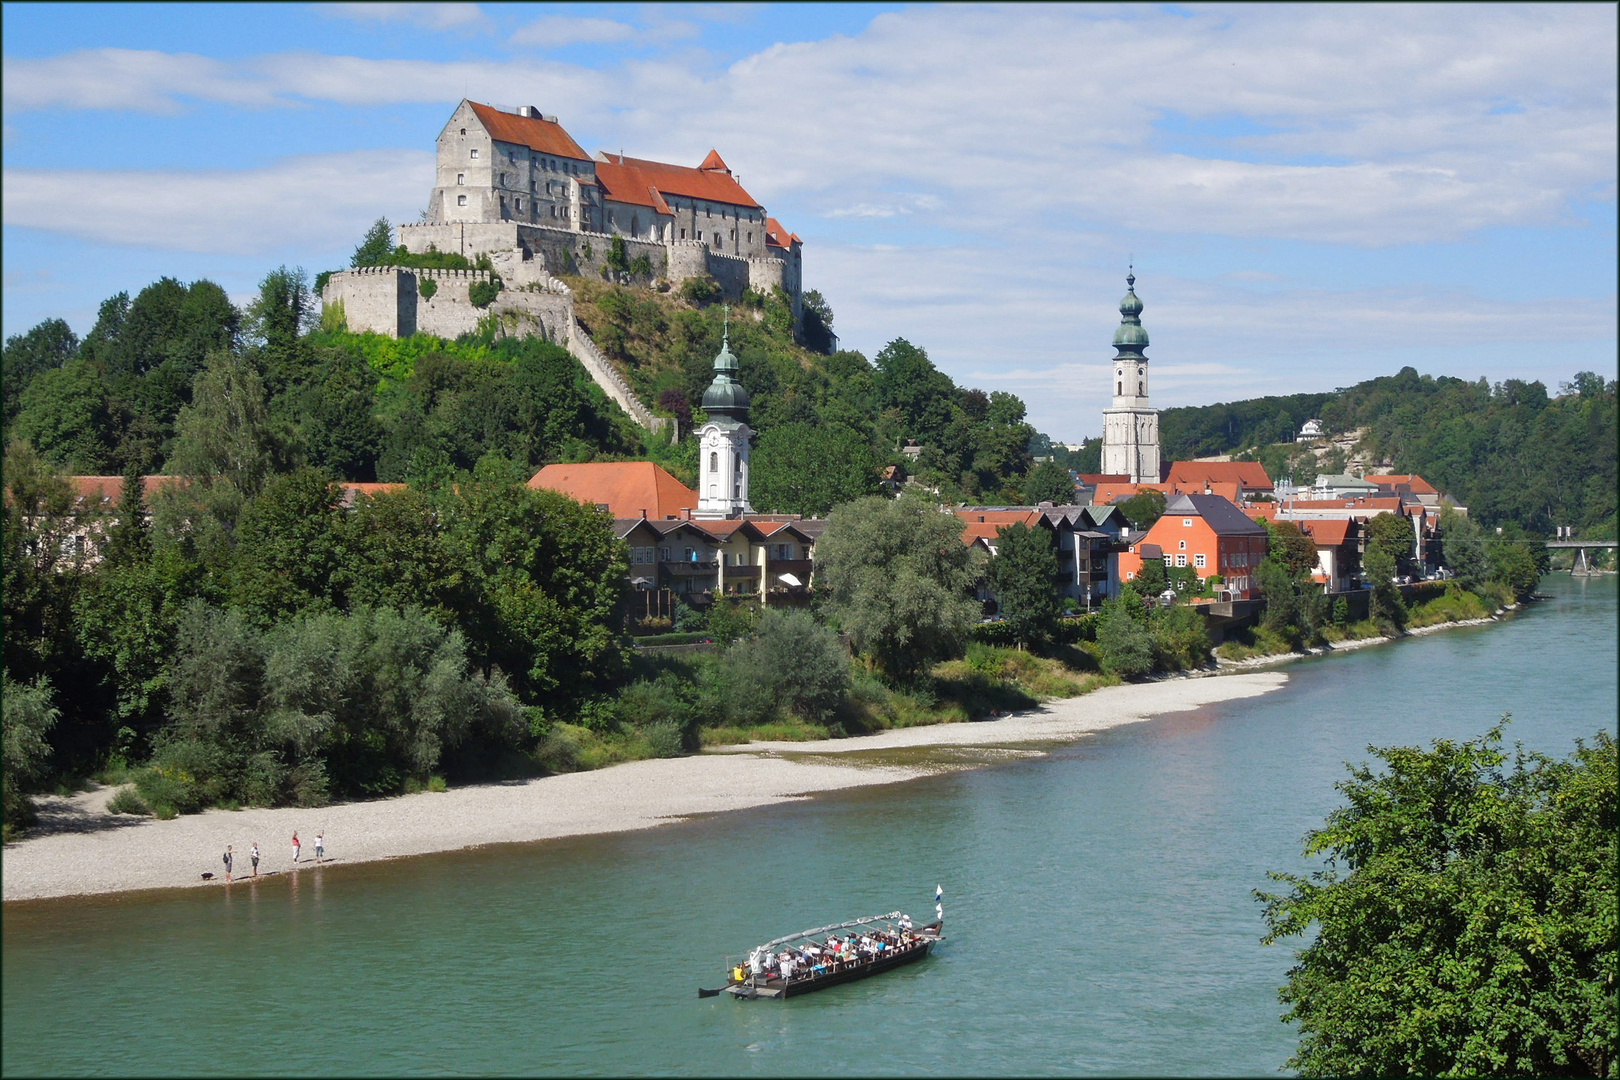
[1100,269,1160,484]
[695,316,753,519]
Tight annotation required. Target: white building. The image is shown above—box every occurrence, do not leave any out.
[1100,270,1161,484]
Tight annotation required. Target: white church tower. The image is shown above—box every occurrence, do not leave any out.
[1100,269,1161,484]
[695,315,753,519]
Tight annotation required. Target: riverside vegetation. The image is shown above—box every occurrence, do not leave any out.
[0,221,1576,835]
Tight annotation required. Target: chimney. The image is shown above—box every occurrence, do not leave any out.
[516,105,539,117]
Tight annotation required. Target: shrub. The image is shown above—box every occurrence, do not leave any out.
[427,775,447,793]
[679,276,722,306]
[1149,603,1213,671]
[1095,595,1155,678]
[723,610,852,725]
[641,721,684,759]
[468,278,502,308]
[629,254,653,278]
[106,787,151,816]
[418,278,438,300]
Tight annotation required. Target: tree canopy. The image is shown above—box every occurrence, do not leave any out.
[1258,724,1617,1078]
[814,493,981,678]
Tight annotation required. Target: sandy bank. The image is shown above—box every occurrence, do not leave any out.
[2,671,1286,903]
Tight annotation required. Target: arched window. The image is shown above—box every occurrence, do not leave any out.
[710,451,718,473]
[1117,381,1122,396]
[734,453,742,473]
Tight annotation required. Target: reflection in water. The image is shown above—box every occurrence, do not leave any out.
[3,576,1613,1077]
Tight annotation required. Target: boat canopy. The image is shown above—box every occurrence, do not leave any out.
[749,912,908,954]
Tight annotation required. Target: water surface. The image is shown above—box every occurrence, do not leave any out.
[4,574,1613,1076]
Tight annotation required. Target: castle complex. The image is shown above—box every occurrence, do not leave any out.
[1100,270,1161,484]
[322,101,803,344]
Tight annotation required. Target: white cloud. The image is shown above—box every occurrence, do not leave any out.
[322,3,491,32]
[1,150,432,255]
[5,6,1611,246]
[510,15,636,48]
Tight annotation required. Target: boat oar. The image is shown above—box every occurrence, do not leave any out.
[697,986,724,998]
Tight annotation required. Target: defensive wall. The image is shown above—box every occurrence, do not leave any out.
[321,263,673,441]
[398,222,794,306]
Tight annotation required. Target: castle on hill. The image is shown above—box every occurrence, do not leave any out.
[397,100,801,320]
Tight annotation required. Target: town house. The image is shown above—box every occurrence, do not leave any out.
[1116,492,1269,600]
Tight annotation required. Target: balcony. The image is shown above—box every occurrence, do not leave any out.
[659,560,719,577]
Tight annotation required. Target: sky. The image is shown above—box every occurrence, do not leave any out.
[3,2,1615,442]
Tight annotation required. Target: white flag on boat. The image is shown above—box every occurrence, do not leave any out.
[935,883,943,920]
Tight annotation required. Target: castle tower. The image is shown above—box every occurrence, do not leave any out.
[1100,269,1161,484]
[695,314,753,519]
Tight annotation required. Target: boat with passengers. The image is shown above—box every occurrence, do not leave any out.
[701,901,944,1000]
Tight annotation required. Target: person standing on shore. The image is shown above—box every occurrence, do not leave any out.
[291,832,300,865]
[314,833,324,863]
[250,843,260,877]
[222,845,233,883]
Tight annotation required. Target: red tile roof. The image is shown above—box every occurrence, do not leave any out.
[698,149,729,172]
[528,462,697,520]
[65,475,191,506]
[594,153,761,210]
[1163,460,1274,492]
[1366,474,1438,495]
[468,102,590,161]
[1297,518,1353,547]
[764,217,801,248]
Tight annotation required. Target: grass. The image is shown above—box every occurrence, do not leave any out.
[1214,626,1299,662]
[106,787,151,816]
[1406,586,1493,629]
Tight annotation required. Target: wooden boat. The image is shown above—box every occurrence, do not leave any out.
[701,911,943,1000]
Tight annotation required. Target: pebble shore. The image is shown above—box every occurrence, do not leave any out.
[3,672,1287,903]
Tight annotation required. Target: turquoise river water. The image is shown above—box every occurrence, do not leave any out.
[3,574,1615,1076]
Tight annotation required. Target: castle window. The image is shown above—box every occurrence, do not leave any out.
[457,173,465,185]
[697,231,702,241]
[746,232,751,242]
[460,128,466,135]
[509,151,516,163]
[681,229,687,239]
[516,199,523,211]
[470,148,478,158]
[457,195,467,206]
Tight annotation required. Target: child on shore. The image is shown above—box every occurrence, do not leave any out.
[314,833,324,863]
[291,832,300,864]
[250,843,260,877]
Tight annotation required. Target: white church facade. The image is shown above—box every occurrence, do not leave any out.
[1100,270,1161,485]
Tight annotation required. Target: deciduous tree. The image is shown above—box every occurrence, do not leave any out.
[985,522,1062,649]
[1258,724,1616,1078]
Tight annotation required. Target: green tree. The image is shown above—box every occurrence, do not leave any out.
[351,217,393,268]
[169,351,284,494]
[801,289,835,354]
[751,422,879,516]
[1487,533,1543,601]
[1133,551,1169,596]
[11,360,113,472]
[1258,724,1616,1078]
[985,522,1062,649]
[3,318,79,430]
[1147,601,1211,671]
[814,493,981,679]
[1440,506,1488,590]
[1362,542,1406,630]
[229,468,352,625]
[2,676,59,836]
[722,609,851,725]
[1365,512,1417,579]
[1022,460,1075,505]
[1095,586,1155,678]
[1119,489,1166,532]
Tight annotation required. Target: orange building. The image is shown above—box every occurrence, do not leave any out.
[1116,493,1269,599]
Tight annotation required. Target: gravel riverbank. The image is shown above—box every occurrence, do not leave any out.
[3,671,1287,903]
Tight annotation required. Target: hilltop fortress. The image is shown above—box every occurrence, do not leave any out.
[322,102,805,418]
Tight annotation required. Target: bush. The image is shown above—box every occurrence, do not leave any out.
[679,277,722,306]
[468,279,502,308]
[106,787,151,816]
[418,278,438,300]
[1095,594,1155,678]
[1149,603,1213,671]
[2,676,59,836]
[427,775,447,792]
[723,610,852,725]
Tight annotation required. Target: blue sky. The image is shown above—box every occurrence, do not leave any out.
[4,2,1615,441]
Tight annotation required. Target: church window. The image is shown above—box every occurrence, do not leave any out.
[460,128,466,135]
[1117,381,1122,395]
[457,195,467,206]
[1138,381,1144,395]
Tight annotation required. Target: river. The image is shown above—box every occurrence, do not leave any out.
[3,574,1614,1076]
